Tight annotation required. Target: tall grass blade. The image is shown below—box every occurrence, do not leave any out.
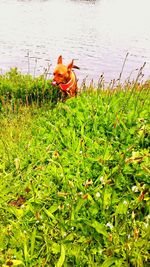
[56,244,65,267]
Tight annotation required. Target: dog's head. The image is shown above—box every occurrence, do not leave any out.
[52,55,79,85]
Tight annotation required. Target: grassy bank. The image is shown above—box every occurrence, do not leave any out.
[0,68,60,110]
[0,70,150,266]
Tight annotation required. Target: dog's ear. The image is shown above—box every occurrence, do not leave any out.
[73,65,80,70]
[67,59,74,71]
[57,55,62,64]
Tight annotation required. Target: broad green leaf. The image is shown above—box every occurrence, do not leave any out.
[9,207,24,219]
[49,204,58,214]
[101,257,116,267]
[51,242,60,254]
[65,233,75,241]
[103,188,112,209]
[91,220,108,237]
[75,199,85,214]
[56,244,65,267]
[24,242,28,262]
[87,194,95,204]
[43,207,57,222]
[116,201,128,215]
[31,227,36,257]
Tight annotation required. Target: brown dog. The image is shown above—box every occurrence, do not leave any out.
[52,55,79,98]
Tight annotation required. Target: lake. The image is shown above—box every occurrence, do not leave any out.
[0,0,150,85]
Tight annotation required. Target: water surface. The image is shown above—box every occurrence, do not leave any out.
[0,0,150,84]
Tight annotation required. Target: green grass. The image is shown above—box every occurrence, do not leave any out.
[0,70,150,266]
[0,68,61,109]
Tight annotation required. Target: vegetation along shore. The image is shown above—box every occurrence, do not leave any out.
[0,68,150,266]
